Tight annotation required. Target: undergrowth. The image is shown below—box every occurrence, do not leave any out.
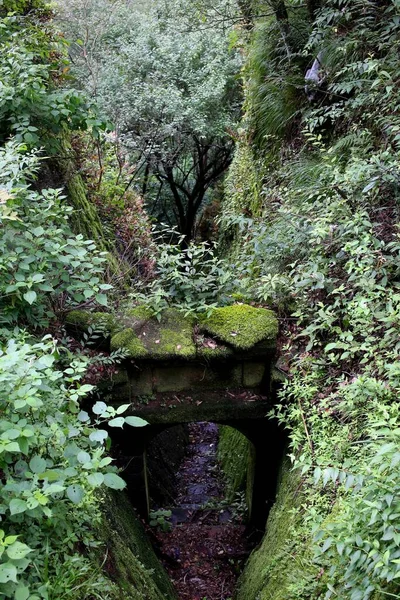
[223,1,400,598]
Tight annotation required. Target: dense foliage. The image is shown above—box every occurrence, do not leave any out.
[0,335,145,599]
[57,0,242,240]
[0,3,147,597]
[222,1,400,598]
[2,0,400,598]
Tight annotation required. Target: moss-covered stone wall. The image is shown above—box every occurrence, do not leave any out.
[235,455,388,600]
[218,426,254,506]
[235,455,315,600]
[38,133,115,255]
[99,491,177,600]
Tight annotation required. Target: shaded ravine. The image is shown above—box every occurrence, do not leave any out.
[152,423,252,600]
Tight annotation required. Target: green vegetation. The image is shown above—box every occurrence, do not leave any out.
[200,304,278,350]
[236,456,312,600]
[68,303,277,359]
[2,0,400,598]
[0,335,150,598]
[66,310,117,333]
[110,308,196,359]
[222,1,400,598]
[100,493,176,599]
[57,0,242,240]
[0,144,112,327]
[0,3,162,598]
[218,426,253,503]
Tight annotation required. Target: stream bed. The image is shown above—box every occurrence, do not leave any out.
[152,422,252,600]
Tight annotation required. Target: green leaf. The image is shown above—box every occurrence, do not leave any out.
[79,384,94,394]
[15,584,30,600]
[324,342,338,352]
[37,354,55,368]
[4,536,18,545]
[6,541,32,560]
[78,411,90,422]
[45,484,65,495]
[66,484,85,504]
[29,455,46,474]
[92,401,107,415]
[96,293,108,306]
[0,563,18,583]
[23,290,37,305]
[108,417,125,428]
[87,473,104,487]
[116,404,131,415]
[40,470,60,482]
[124,416,148,428]
[9,499,27,515]
[77,450,91,465]
[103,473,126,490]
[5,441,20,452]
[89,429,108,443]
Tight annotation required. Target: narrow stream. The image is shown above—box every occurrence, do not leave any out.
[152,423,252,600]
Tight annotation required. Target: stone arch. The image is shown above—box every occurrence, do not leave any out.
[113,414,285,529]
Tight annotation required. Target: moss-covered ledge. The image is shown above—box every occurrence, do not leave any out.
[199,304,278,351]
[65,304,278,361]
[110,308,197,360]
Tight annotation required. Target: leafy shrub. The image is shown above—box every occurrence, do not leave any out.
[0,141,111,326]
[314,407,400,599]
[131,232,236,317]
[221,1,400,597]
[0,335,147,598]
[0,14,104,151]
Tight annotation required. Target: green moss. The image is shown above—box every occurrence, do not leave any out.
[157,324,194,359]
[125,306,155,322]
[111,308,196,360]
[66,310,118,333]
[50,133,115,254]
[197,344,234,360]
[67,174,109,251]
[236,455,318,600]
[224,139,263,217]
[200,304,278,351]
[98,491,177,600]
[110,328,148,358]
[71,305,277,360]
[218,426,253,503]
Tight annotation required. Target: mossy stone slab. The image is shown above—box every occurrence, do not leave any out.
[110,308,196,360]
[199,305,278,351]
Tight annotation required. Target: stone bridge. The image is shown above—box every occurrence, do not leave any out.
[67,304,286,525]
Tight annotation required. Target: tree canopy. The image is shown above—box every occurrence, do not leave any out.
[58,0,242,240]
